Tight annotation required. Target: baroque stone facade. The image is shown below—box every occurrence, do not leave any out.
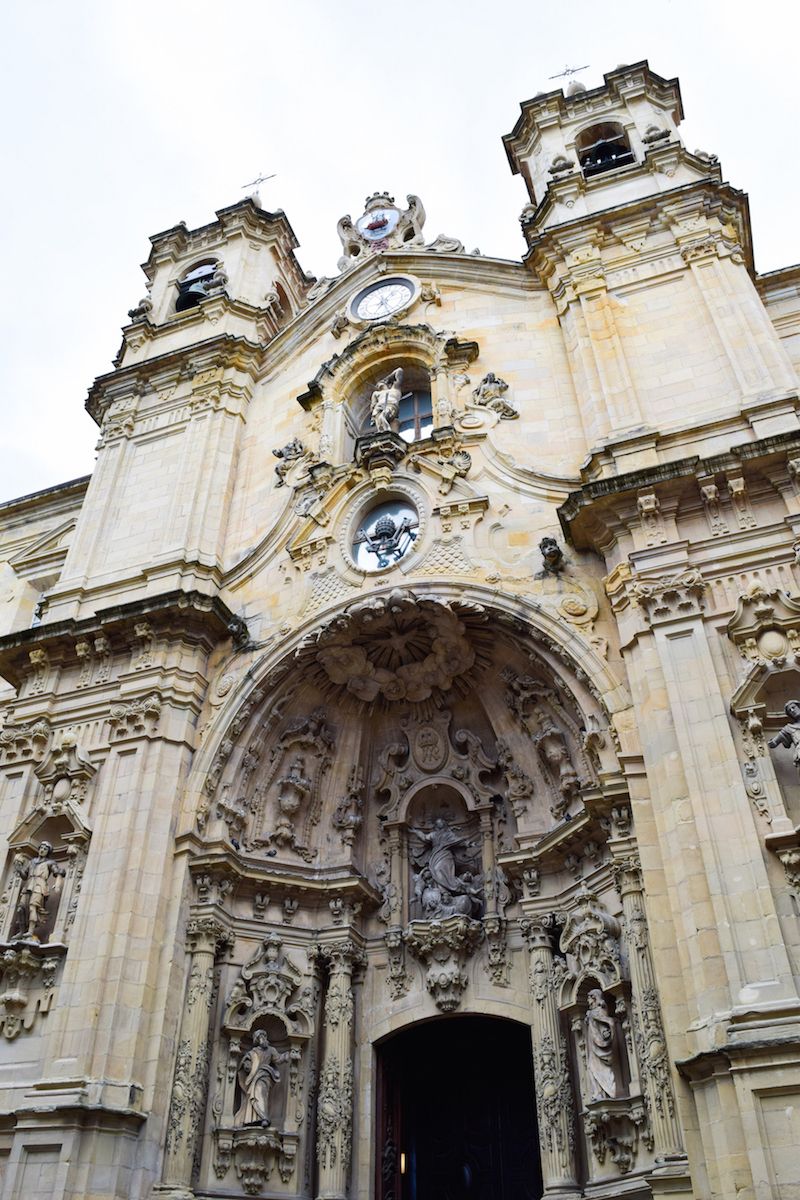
[0,60,799,1200]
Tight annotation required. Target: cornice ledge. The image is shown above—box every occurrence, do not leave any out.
[87,333,264,425]
[0,589,238,688]
[558,429,800,544]
[676,1028,800,1082]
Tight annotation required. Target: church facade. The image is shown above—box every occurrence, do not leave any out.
[0,60,799,1200]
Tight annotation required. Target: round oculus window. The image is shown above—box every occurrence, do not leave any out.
[352,278,415,322]
[352,500,419,571]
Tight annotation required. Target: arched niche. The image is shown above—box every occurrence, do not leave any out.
[190,589,629,950]
[297,323,479,465]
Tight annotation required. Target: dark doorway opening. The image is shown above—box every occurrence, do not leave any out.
[376,1016,543,1200]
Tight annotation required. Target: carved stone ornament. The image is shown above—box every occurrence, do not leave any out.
[535,1032,575,1155]
[225,934,304,1025]
[502,669,586,820]
[584,1095,650,1175]
[631,569,706,624]
[244,710,335,860]
[471,372,518,418]
[405,915,483,1012]
[337,193,426,270]
[0,942,64,1038]
[272,437,306,487]
[231,1127,299,1193]
[332,764,364,846]
[297,589,491,705]
[560,887,622,984]
[727,580,800,667]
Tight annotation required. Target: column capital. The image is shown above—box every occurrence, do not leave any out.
[312,938,366,974]
[519,913,558,952]
[186,915,229,957]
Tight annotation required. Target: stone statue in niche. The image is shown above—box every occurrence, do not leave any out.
[272,757,311,848]
[235,1030,289,1127]
[370,368,405,433]
[11,842,65,943]
[471,372,517,419]
[409,818,483,919]
[768,701,800,773]
[585,989,622,1100]
[272,437,305,487]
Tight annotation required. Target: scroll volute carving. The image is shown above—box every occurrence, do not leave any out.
[228,709,335,862]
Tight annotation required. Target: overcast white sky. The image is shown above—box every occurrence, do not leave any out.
[2,0,799,502]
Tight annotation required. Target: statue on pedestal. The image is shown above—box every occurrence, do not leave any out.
[11,842,65,943]
[235,1030,289,1127]
[370,369,404,433]
[585,989,620,1100]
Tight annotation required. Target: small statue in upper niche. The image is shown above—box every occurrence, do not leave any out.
[273,757,312,846]
[370,368,405,433]
[768,700,800,773]
[585,989,622,1100]
[471,372,518,419]
[11,841,65,942]
[235,1030,289,1127]
[273,438,305,487]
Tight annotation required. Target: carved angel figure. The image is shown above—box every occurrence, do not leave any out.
[768,700,800,773]
[370,368,404,433]
[235,1030,289,1126]
[11,841,65,942]
[410,818,483,919]
[471,372,517,419]
[585,989,620,1100]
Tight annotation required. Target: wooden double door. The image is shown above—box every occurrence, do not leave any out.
[376,1016,543,1200]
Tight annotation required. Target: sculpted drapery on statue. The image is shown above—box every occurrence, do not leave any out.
[410,818,483,919]
[584,989,620,1100]
[235,1030,289,1127]
[11,841,65,942]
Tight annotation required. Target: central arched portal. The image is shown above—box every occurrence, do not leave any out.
[376,1016,543,1200]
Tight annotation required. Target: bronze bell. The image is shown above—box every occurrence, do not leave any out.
[175,280,209,312]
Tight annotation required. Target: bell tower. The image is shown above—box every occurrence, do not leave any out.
[503,61,709,232]
[503,60,797,473]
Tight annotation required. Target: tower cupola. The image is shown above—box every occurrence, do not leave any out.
[503,61,720,236]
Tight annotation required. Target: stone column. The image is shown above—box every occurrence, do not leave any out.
[315,939,364,1200]
[161,916,228,1196]
[612,852,684,1159]
[521,916,578,1197]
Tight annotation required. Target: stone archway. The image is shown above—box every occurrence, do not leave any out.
[375,1015,543,1200]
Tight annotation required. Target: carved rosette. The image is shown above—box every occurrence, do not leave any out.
[405,916,483,1012]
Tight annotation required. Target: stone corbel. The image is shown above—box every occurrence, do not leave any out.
[108,693,162,740]
[0,942,65,1039]
[583,1094,651,1175]
[0,720,50,765]
[405,915,483,1012]
[230,1127,299,1193]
